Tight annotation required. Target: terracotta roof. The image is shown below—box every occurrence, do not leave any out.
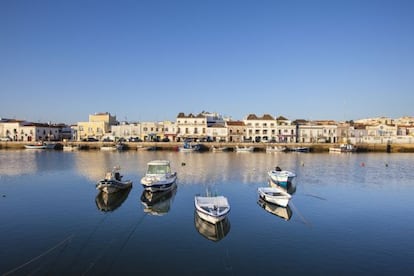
[262,114,274,120]
[226,121,245,126]
[246,114,258,120]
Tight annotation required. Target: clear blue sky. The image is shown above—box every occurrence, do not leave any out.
[1,0,413,124]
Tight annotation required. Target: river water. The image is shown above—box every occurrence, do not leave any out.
[0,150,413,275]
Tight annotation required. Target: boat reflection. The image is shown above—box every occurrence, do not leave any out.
[194,211,231,242]
[95,187,132,212]
[257,197,293,221]
[140,183,177,216]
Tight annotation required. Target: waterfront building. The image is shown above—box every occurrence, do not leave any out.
[176,112,207,142]
[76,112,118,141]
[162,121,177,142]
[275,116,296,143]
[140,121,163,141]
[296,120,337,143]
[243,114,277,142]
[0,119,62,142]
[226,121,246,143]
[363,123,397,144]
[206,123,228,142]
[111,122,142,140]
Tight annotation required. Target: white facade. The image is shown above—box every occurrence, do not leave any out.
[111,122,142,139]
[206,125,228,142]
[176,113,207,141]
[0,120,62,142]
[244,114,277,142]
[298,123,337,143]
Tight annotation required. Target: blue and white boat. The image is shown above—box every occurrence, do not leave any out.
[141,160,177,192]
[178,142,201,152]
[267,167,296,188]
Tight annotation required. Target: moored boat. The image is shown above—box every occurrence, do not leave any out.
[257,186,292,207]
[100,144,117,151]
[63,144,79,151]
[194,195,230,224]
[266,145,287,153]
[267,167,296,188]
[178,142,201,152]
[96,167,132,194]
[140,160,177,192]
[211,145,230,152]
[329,144,356,153]
[235,145,254,152]
[24,143,47,149]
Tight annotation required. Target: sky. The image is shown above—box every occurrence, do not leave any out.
[1,0,413,124]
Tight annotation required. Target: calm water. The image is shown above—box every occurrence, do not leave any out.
[0,150,413,275]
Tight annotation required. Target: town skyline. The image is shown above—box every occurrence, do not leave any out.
[2,1,414,124]
[1,110,414,126]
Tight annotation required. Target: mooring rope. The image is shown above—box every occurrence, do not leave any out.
[3,234,74,276]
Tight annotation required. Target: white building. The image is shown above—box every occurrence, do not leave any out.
[244,114,277,142]
[0,119,62,142]
[176,112,207,142]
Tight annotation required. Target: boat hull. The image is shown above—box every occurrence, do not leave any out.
[24,144,46,149]
[96,179,132,194]
[258,187,291,207]
[267,170,296,188]
[141,174,177,192]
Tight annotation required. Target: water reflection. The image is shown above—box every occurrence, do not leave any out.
[95,187,132,212]
[257,197,293,221]
[194,211,231,242]
[140,184,177,216]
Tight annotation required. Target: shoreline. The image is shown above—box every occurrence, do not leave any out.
[1,141,414,153]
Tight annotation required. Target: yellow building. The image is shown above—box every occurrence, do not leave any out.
[77,112,117,141]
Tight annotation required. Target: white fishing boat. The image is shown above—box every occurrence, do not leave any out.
[267,167,296,188]
[266,145,287,153]
[258,186,292,207]
[235,145,254,152]
[194,195,230,224]
[63,144,79,151]
[96,166,132,194]
[211,145,230,152]
[140,160,177,192]
[329,144,357,153]
[178,142,201,152]
[44,142,57,149]
[24,143,46,149]
[289,146,310,152]
[100,144,117,151]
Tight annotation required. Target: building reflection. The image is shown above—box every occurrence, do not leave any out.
[257,197,293,221]
[0,151,39,175]
[140,184,177,216]
[95,187,132,212]
[194,211,231,242]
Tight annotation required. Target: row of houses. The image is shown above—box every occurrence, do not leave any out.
[1,112,414,144]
